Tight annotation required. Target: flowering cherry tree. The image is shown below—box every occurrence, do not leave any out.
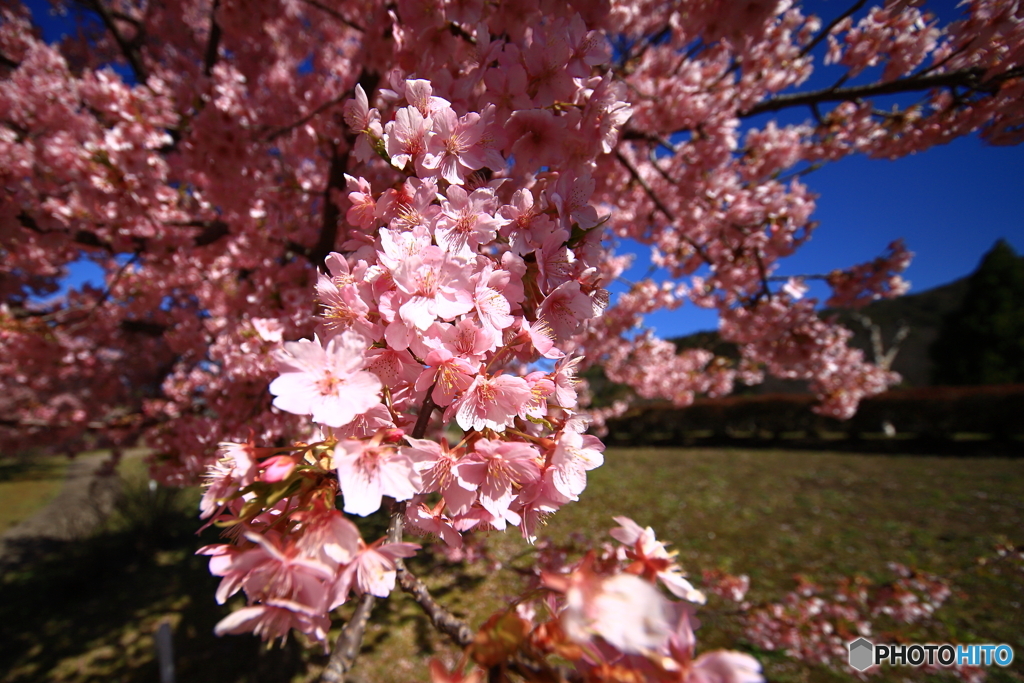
[2,0,1023,680]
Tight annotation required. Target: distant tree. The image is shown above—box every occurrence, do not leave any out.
[931,240,1024,385]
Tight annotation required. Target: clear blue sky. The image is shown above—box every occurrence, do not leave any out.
[29,0,1024,338]
[629,134,1024,338]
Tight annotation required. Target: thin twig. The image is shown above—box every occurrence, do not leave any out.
[615,150,676,220]
[614,149,711,263]
[754,252,773,302]
[264,91,352,142]
[798,0,866,59]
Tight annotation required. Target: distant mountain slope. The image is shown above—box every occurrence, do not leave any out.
[669,274,974,390]
[827,276,970,387]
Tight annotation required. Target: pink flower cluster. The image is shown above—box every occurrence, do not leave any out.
[8,0,1022,467]
[743,567,983,681]
[195,60,628,647]
[527,518,761,682]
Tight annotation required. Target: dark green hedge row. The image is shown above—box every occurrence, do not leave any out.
[603,384,1024,446]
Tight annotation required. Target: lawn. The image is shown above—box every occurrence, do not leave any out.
[0,455,69,534]
[1,448,1021,683]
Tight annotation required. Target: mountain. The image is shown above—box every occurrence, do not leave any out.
[669,271,975,390]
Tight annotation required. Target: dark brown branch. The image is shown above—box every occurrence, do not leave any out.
[20,211,229,251]
[120,319,167,336]
[741,66,1023,118]
[411,390,437,441]
[307,72,379,269]
[311,145,347,269]
[320,385,435,682]
[0,412,148,431]
[87,0,148,84]
[298,0,365,32]
[109,9,142,27]
[320,594,376,683]
[173,219,230,246]
[203,0,222,77]
[754,252,772,302]
[798,0,866,59]
[265,92,352,142]
[0,51,19,70]
[614,150,711,263]
[396,569,474,647]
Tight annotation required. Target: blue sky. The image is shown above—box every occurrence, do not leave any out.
[629,133,1024,338]
[31,0,1024,338]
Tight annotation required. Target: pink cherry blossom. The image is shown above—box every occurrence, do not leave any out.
[454,439,541,523]
[422,105,497,185]
[269,332,382,428]
[546,429,604,502]
[390,246,475,330]
[560,569,673,655]
[214,599,331,648]
[334,437,421,516]
[404,437,478,516]
[434,186,508,257]
[611,516,705,603]
[450,373,533,432]
[334,539,420,602]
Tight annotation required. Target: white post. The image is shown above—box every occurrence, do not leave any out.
[156,621,175,683]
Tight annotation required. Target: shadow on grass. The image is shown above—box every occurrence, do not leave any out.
[0,474,498,683]
[0,456,66,484]
[0,474,316,683]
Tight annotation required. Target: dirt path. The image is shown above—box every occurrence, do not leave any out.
[0,451,122,568]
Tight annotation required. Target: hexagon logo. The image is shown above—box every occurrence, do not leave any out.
[849,638,874,671]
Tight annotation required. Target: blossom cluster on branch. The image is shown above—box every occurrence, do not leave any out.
[5,0,1023,468]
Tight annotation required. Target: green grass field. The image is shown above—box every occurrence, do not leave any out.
[0,455,69,534]
[1,448,1021,683]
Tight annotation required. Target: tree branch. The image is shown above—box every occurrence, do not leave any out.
[798,0,866,59]
[264,91,353,142]
[298,0,365,32]
[320,594,376,683]
[86,0,148,84]
[19,210,230,252]
[741,66,1023,118]
[396,568,474,647]
[614,150,711,263]
[320,387,435,682]
[203,0,222,77]
[615,150,676,220]
[311,145,348,270]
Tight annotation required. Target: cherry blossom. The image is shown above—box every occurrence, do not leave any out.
[269,333,382,428]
